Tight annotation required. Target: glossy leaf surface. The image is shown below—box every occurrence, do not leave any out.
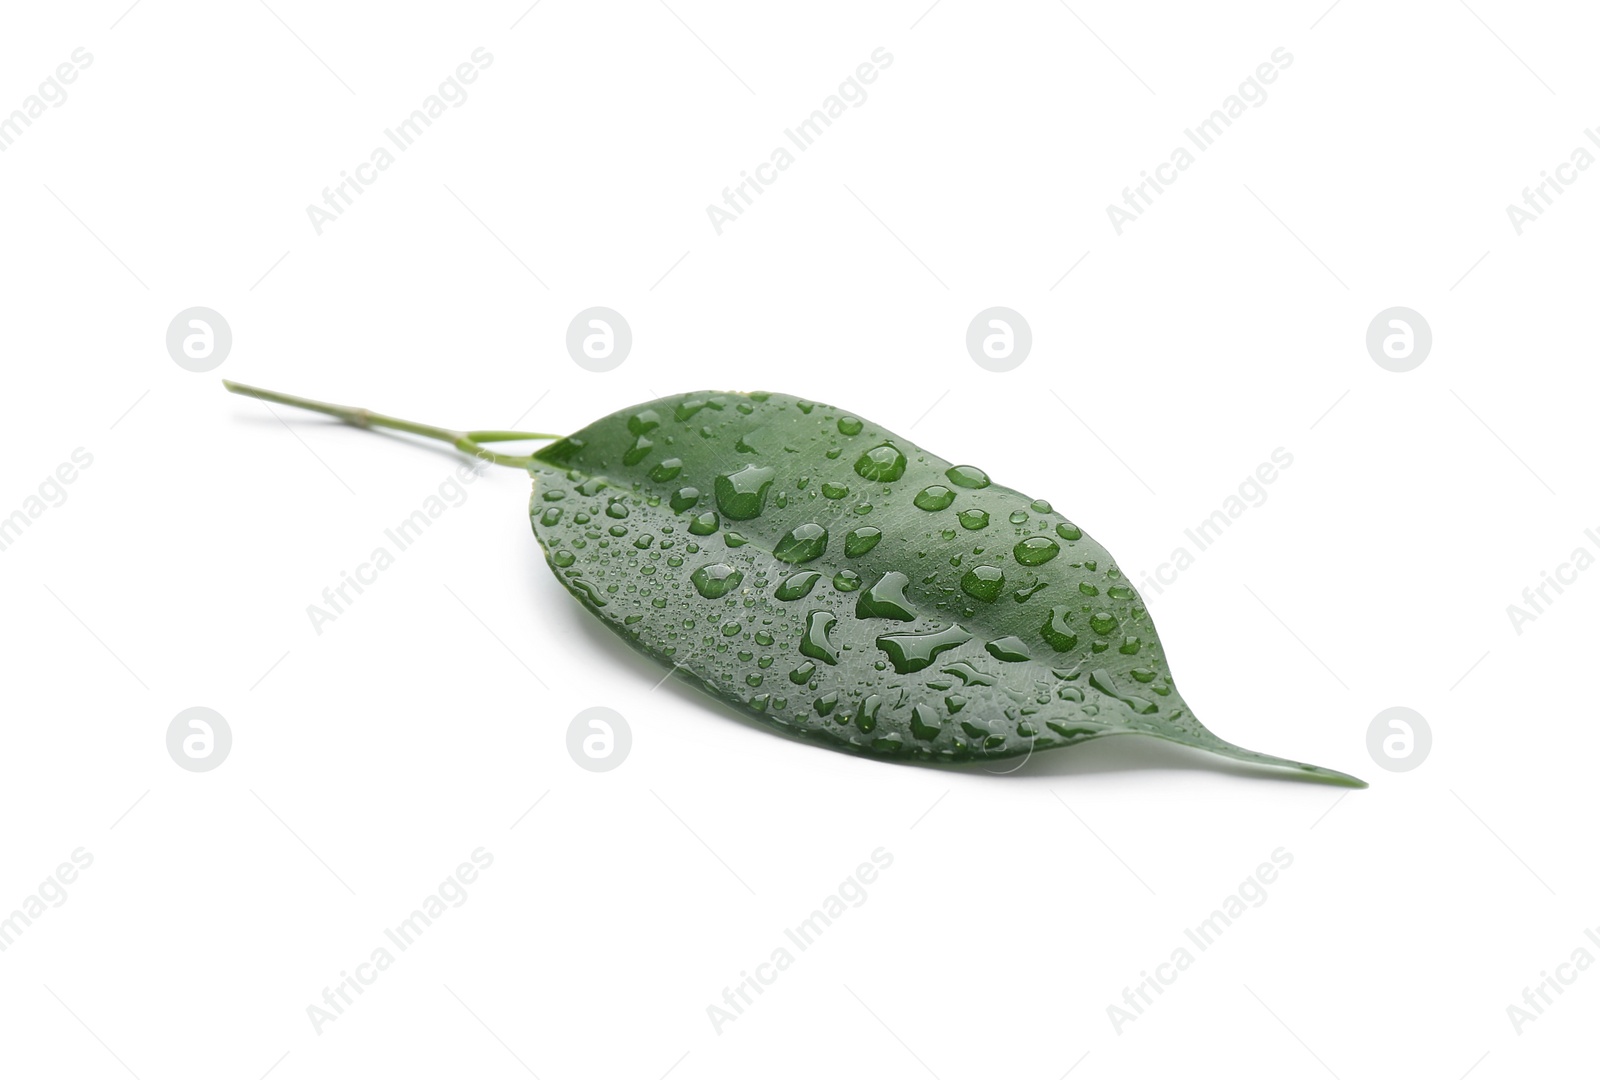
[530,391,1362,786]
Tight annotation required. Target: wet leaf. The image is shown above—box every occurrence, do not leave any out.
[531,391,1364,786]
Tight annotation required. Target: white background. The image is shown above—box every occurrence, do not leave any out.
[1,1,1595,1076]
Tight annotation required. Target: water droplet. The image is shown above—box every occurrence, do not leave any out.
[1029,498,1053,513]
[960,565,1004,602]
[628,409,662,435]
[854,442,907,482]
[837,415,864,436]
[1079,582,1099,596]
[690,563,744,599]
[822,482,850,499]
[941,661,996,686]
[1056,522,1083,541]
[606,499,629,519]
[552,549,575,568]
[670,486,700,513]
[957,508,990,531]
[854,694,881,733]
[814,691,838,715]
[945,464,991,489]
[1009,510,1029,525]
[790,661,816,684]
[543,489,566,501]
[746,672,763,688]
[1090,611,1118,634]
[776,571,822,601]
[875,624,972,674]
[633,534,654,549]
[1090,668,1157,714]
[833,569,862,592]
[649,458,683,482]
[1042,605,1078,651]
[688,512,719,536]
[773,522,828,563]
[623,435,653,466]
[844,526,883,557]
[800,610,839,665]
[540,507,562,527]
[856,571,917,620]
[1107,584,1135,601]
[724,532,748,547]
[1014,536,1060,566]
[914,485,956,511]
[715,464,775,520]
[910,704,943,741]
[985,636,1032,662]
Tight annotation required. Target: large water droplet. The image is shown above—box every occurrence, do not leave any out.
[1056,522,1083,542]
[1014,536,1060,566]
[649,458,683,482]
[833,569,862,592]
[628,409,662,435]
[856,571,917,620]
[688,512,719,535]
[957,508,990,531]
[623,435,653,465]
[1090,611,1118,634]
[910,704,943,741]
[837,416,864,436]
[960,565,1004,602]
[914,485,956,511]
[854,694,881,733]
[775,571,822,601]
[670,486,700,513]
[1042,605,1078,651]
[985,636,1031,662]
[690,563,744,599]
[844,526,883,557]
[875,624,972,674]
[774,522,828,563]
[854,442,907,482]
[945,464,991,489]
[715,464,775,520]
[1089,668,1157,714]
[800,610,839,665]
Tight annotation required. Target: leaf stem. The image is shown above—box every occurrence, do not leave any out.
[222,380,560,470]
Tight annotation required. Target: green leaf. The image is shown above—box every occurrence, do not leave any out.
[531,391,1364,786]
